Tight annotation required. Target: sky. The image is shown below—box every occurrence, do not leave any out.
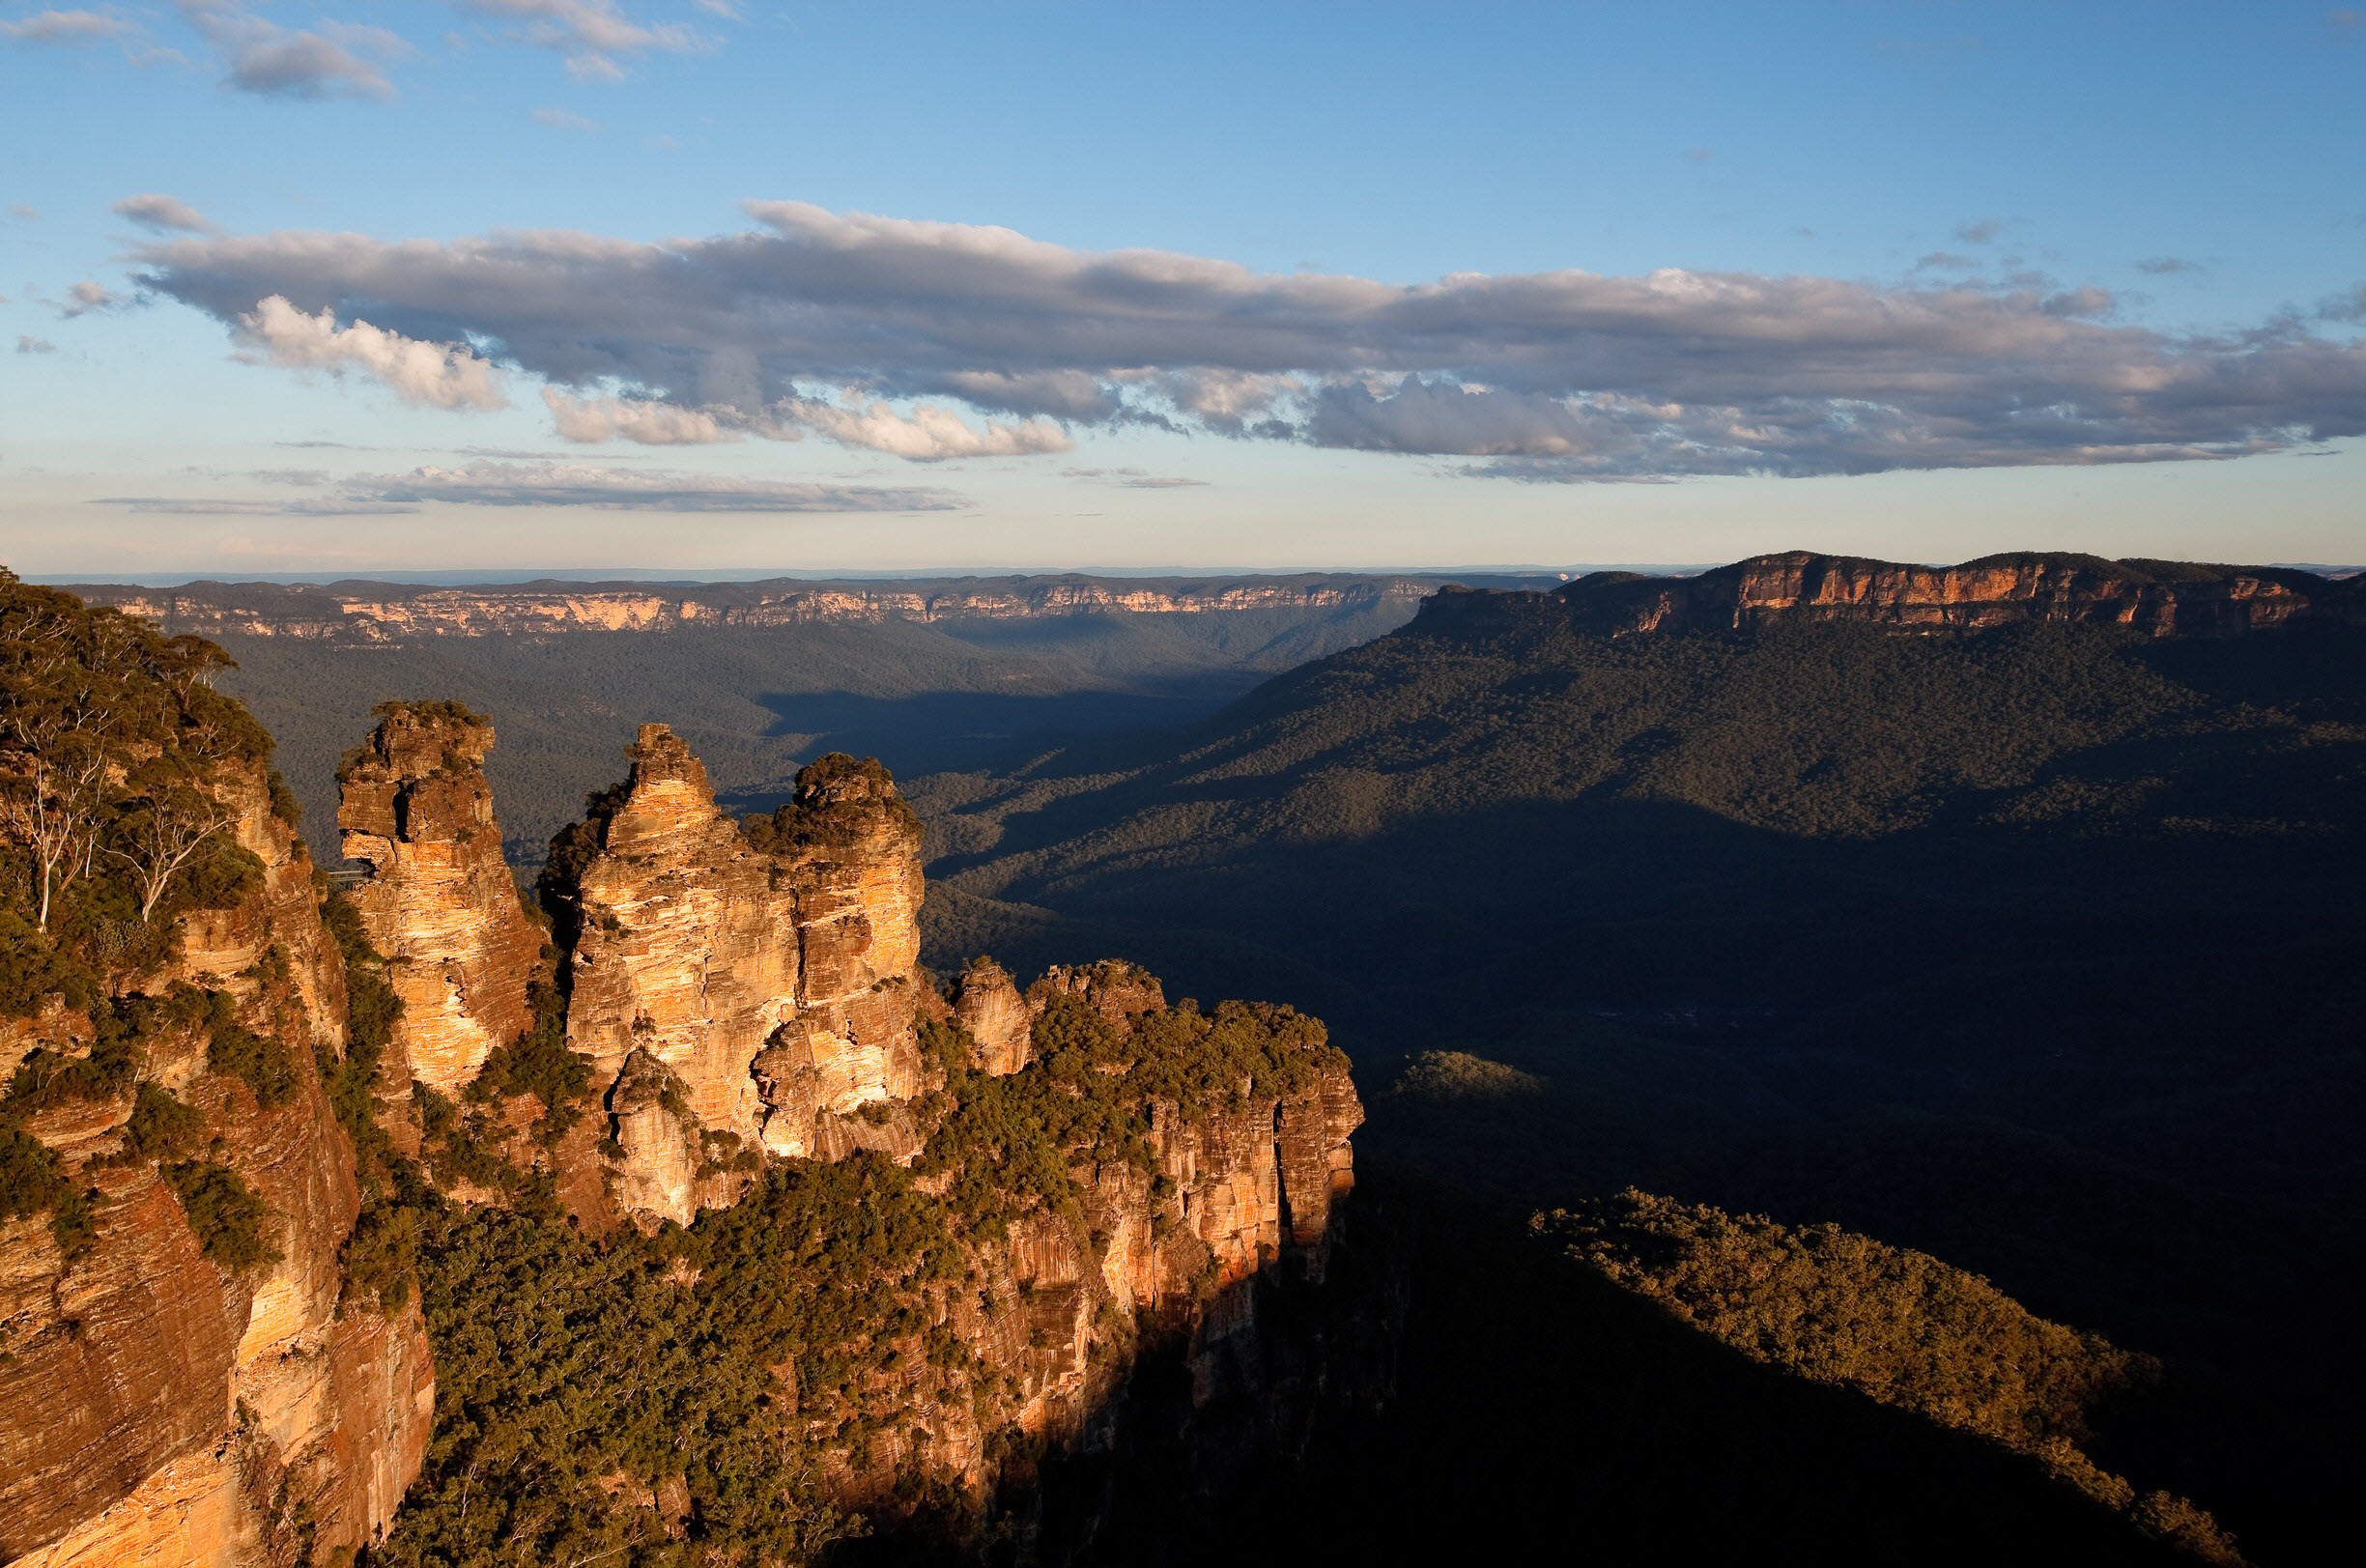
[3,0,2363,580]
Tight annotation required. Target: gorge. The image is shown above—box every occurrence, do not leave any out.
[0,572,1363,1565]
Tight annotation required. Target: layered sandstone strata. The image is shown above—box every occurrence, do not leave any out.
[813,982,1364,1500]
[337,702,540,1094]
[1420,551,2364,640]
[556,726,926,1222]
[0,761,433,1568]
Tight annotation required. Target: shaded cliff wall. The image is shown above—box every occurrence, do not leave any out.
[0,760,432,1568]
[335,703,540,1098]
[1420,552,2365,640]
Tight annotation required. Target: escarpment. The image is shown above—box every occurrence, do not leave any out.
[0,579,431,1568]
[9,570,1365,1567]
[1420,551,2365,639]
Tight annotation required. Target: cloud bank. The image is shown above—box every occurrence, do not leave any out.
[134,201,2366,477]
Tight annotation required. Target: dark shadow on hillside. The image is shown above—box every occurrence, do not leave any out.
[738,682,1264,795]
[845,1181,2203,1568]
[919,783,2364,1564]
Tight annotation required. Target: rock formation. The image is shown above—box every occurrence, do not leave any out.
[1422,551,2366,640]
[0,756,433,1568]
[547,725,927,1222]
[949,957,1031,1074]
[336,702,540,1096]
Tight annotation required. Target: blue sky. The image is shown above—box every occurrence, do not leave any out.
[4,1,2362,579]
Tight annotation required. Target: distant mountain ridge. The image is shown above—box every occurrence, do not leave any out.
[1422,551,2366,639]
[61,572,1482,641]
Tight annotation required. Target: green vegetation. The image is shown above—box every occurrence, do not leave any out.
[915,989,1341,1236]
[741,753,922,854]
[909,606,2366,1563]
[1541,1191,2241,1562]
[205,1009,301,1110]
[160,1156,280,1270]
[105,1083,207,1166]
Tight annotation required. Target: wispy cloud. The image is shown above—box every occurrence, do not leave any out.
[112,192,219,235]
[60,280,122,317]
[134,200,2366,479]
[532,105,599,131]
[16,335,59,355]
[90,496,415,514]
[1063,467,1209,489]
[462,0,705,81]
[1953,217,2006,245]
[338,460,963,511]
[0,9,132,43]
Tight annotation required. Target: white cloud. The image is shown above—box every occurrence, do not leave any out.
[546,385,1071,459]
[134,202,2366,478]
[544,387,730,443]
[338,460,961,511]
[765,395,1072,459]
[0,10,132,43]
[531,105,599,131]
[112,192,218,235]
[234,295,509,410]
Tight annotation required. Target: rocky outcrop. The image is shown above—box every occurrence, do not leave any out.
[62,574,1428,642]
[336,702,540,1096]
[1415,552,2364,640]
[555,727,926,1223]
[0,760,432,1568]
[949,958,1031,1075]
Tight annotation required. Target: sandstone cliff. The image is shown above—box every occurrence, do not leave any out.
[0,754,432,1568]
[537,725,926,1222]
[1418,551,2364,639]
[334,714,1363,1551]
[335,702,540,1098]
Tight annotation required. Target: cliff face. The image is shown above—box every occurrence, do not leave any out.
[64,575,1425,642]
[336,704,540,1097]
[0,760,432,1568]
[386,721,1363,1530]
[1451,551,2364,639]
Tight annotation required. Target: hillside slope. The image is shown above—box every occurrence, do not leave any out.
[906,553,2366,1562]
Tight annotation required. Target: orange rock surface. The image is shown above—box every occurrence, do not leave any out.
[1,761,432,1568]
[336,705,540,1095]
